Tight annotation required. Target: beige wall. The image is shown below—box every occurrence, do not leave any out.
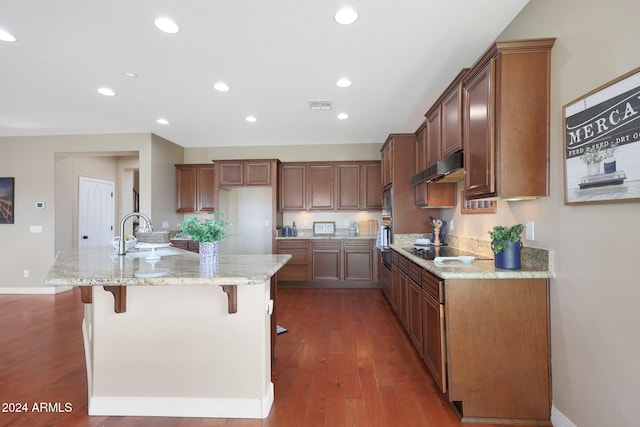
[440,1,640,426]
[0,133,182,289]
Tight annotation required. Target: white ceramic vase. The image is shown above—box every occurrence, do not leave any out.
[199,241,219,264]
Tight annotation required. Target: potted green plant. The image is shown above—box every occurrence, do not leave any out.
[179,212,232,264]
[488,224,525,269]
[580,146,603,175]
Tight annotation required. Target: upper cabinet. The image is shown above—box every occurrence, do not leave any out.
[175,164,216,213]
[463,38,555,200]
[217,160,272,186]
[381,142,393,188]
[279,161,381,211]
[440,69,468,159]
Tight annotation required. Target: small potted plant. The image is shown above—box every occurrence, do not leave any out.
[488,224,525,269]
[179,212,232,264]
[580,146,603,175]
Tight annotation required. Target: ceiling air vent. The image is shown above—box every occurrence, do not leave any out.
[308,99,332,110]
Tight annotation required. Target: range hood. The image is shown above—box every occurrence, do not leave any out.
[411,150,464,186]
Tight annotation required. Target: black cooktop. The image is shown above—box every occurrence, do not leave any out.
[404,245,487,261]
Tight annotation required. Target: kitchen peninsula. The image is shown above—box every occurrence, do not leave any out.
[45,245,291,419]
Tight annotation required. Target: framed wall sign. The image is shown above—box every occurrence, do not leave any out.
[460,191,496,214]
[563,67,640,205]
[313,221,335,236]
[0,177,15,224]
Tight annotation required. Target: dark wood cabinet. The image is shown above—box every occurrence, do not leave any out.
[343,239,375,281]
[311,240,341,281]
[407,263,423,356]
[279,164,306,210]
[175,164,216,213]
[463,38,555,200]
[425,106,441,168]
[308,164,335,210]
[440,70,467,158]
[280,161,381,211]
[170,239,199,253]
[421,269,446,394]
[381,142,393,188]
[276,240,310,283]
[217,160,272,186]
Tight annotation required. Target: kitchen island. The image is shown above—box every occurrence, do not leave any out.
[44,246,291,419]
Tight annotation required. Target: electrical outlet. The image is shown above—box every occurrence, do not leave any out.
[24,270,29,278]
[449,220,454,231]
[303,219,308,226]
[344,219,350,225]
[525,221,535,240]
[162,221,169,229]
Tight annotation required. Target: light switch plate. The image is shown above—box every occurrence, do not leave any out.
[525,221,535,240]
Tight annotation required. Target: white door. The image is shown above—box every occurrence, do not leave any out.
[79,177,115,248]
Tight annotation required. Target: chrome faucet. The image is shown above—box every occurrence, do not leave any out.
[118,212,153,255]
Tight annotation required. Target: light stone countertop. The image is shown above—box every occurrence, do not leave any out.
[390,234,553,279]
[44,246,291,287]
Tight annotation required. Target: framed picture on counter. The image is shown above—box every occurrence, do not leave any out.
[313,221,335,236]
[460,191,496,214]
[0,177,15,224]
[563,67,640,205]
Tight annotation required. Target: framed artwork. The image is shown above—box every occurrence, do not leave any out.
[0,177,15,224]
[460,191,496,214]
[313,221,336,236]
[563,67,640,205]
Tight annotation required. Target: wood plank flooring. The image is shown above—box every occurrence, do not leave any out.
[0,287,532,427]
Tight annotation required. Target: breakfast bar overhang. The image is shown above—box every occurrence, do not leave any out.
[44,246,291,419]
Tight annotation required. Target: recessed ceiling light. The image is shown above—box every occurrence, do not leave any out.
[154,17,179,34]
[122,71,138,78]
[337,113,349,120]
[156,118,170,125]
[97,87,116,96]
[214,82,230,92]
[334,7,358,25]
[336,78,352,88]
[245,116,257,123]
[0,28,17,42]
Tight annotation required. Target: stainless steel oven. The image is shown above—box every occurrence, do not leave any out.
[381,187,392,245]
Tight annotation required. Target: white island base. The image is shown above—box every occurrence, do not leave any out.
[82,283,273,419]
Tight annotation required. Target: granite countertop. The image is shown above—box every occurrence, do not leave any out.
[44,246,291,287]
[390,234,553,279]
[275,235,376,240]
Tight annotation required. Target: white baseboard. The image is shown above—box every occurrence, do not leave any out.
[88,383,274,419]
[551,405,577,427]
[0,286,73,295]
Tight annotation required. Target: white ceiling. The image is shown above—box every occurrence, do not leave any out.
[0,0,529,148]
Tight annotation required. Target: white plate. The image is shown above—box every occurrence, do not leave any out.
[135,242,171,249]
[434,256,475,265]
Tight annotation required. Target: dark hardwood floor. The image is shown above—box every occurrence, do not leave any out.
[0,287,531,427]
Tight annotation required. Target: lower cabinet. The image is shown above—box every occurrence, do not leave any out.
[277,239,378,288]
[385,249,551,424]
[170,239,200,253]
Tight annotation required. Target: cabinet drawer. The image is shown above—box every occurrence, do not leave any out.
[277,265,309,282]
[408,261,422,284]
[343,239,374,249]
[393,252,408,273]
[312,240,341,250]
[422,270,443,303]
[277,240,310,250]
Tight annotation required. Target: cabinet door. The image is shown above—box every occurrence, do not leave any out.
[245,161,271,185]
[337,164,360,210]
[407,278,423,356]
[463,60,496,199]
[422,288,446,393]
[381,262,392,301]
[381,141,392,187]
[361,162,382,210]
[176,166,198,213]
[218,162,244,186]
[426,106,441,167]
[197,165,216,212]
[280,164,306,210]
[308,164,335,210]
[311,240,341,280]
[277,240,310,282]
[343,240,374,281]
[441,84,464,157]
[414,125,427,207]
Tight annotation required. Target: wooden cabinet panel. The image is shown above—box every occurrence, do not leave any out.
[276,240,310,283]
[280,164,306,210]
[381,142,392,188]
[343,240,374,281]
[245,161,271,185]
[441,80,464,157]
[361,162,382,210]
[426,106,441,168]
[337,164,360,210]
[308,164,335,210]
[422,287,446,393]
[176,164,215,213]
[381,262,392,300]
[218,162,244,186]
[463,39,555,200]
[407,277,423,356]
[311,240,341,281]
